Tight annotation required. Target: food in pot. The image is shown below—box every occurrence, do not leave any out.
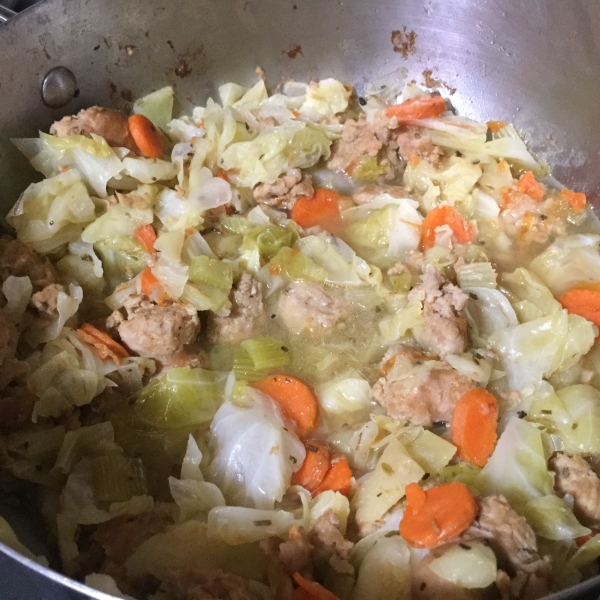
[0,71,599,600]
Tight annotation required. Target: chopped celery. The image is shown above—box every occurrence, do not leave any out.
[92,454,148,503]
[244,225,297,260]
[348,155,386,181]
[220,215,256,235]
[188,256,234,290]
[134,367,227,429]
[240,337,290,371]
[232,348,266,382]
[387,272,413,292]
[457,262,497,289]
[268,247,328,283]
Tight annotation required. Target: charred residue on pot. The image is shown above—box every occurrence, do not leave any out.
[284,44,302,59]
[422,68,456,95]
[391,27,417,58]
[173,47,204,78]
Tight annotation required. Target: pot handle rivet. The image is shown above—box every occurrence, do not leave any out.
[41,67,78,109]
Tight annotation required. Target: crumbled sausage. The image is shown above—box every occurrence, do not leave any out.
[0,310,18,367]
[30,283,65,316]
[207,273,264,345]
[164,568,264,600]
[92,503,177,565]
[328,113,396,172]
[117,294,200,360]
[408,266,469,356]
[550,454,600,528]
[371,344,474,426]
[50,107,137,152]
[253,169,314,211]
[276,281,350,336]
[396,125,443,166]
[470,495,549,575]
[0,238,58,289]
[260,525,313,575]
[310,511,354,574]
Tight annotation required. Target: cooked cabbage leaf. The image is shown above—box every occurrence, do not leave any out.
[209,389,305,509]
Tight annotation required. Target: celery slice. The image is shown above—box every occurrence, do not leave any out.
[457,262,497,289]
[92,454,147,503]
[245,225,297,260]
[232,348,266,382]
[268,247,328,283]
[134,367,227,429]
[188,256,234,290]
[240,337,291,371]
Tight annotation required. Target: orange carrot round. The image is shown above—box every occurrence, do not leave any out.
[517,171,544,201]
[134,224,157,253]
[399,482,478,548]
[420,205,474,249]
[451,389,498,467]
[487,121,507,133]
[77,323,130,365]
[291,189,342,232]
[293,573,340,600]
[385,95,447,120]
[560,286,600,330]
[292,440,330,493]
[128,114,163,159]
[558,188,587,213]
[313,455,353,497]
[253,374,319,437]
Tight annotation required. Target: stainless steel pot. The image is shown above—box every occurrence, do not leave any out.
[1,0,600,598]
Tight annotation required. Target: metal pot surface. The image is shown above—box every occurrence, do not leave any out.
[1,0,600,598]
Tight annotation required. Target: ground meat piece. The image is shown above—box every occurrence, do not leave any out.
[207,274,264,345]
[328,112,397,171]
[495,569,552,600]
[115,189,154,209]
[372,344,474,426]
[0,385,36,434]
[92,503,177,565]
[0,310,18,367]
[310,511,354,575]
[408,266,469,356]
[164,568,263,600]
[50,107,137,152]
[260,525,313,575]
[352,183,410,205]
[30,283,65,315]
[411,551,484,600]
[396,125,443,166]
[469,495,549,575]
[117,294,200,360]
[252,169,314,211]
[0,238,58,289]
[276,281,350,336]
[550,454,600,528]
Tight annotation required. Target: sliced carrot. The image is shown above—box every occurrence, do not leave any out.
[399,482,478,548]
[253,374,318,437]
[420,205,475,249]
[291,189,342,233]
[313,455,353,497]
[560,286,600,331]
[385,95,447,120]
[128,114,163,159]
[487,120,507,133]
[292,588,317,600]
[576,532,596,547]
[451,389,498,467]
[215,168,229,182]
[134,224,157,253]
[558,188,587,214]
[517,171,544,201]
[293,573,340,600]
[77,323,130,365]
[292,440,330,493]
